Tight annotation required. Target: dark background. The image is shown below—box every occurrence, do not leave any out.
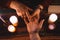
[0,0,60,37]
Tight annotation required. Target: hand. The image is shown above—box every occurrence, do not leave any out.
[10,1,44,33]
[10,1,32,16]
[26,19,44,33]
[23,7,44,33]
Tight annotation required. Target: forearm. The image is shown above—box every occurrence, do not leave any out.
[29,33,41,40]
[9,1,31,10]
[9,1,21,10]
[9,1,26,16]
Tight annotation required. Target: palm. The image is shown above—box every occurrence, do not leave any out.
[27,19,44,33]
[23,8,44,33]
[27,22,38,33]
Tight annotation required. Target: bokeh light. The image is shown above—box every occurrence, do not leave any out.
[49,14,58,22]
[8,25,16,32]
[48,24,55,30]
[9,16,18,26]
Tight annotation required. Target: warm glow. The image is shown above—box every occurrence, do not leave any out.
[8,25,16,32]
[48,24,55,30]
[49,14,58,22]
[9,16,18,26]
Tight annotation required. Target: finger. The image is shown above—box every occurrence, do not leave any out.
[16,10,22,16]
[32,4,44,17]
[32,8,40,16]
[26,6,33,11]
[32,5,44,21]
[22,14,29,24]
[16,11,29,24]
[39,19,45,29]
[38,5,44,10]
[23,17,29,24]
[32,8,41,22]
[25,11,32,22]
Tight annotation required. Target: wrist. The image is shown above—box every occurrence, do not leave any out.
[29,31,39,34]
[29,32,41,40]
[29,32,39,36]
